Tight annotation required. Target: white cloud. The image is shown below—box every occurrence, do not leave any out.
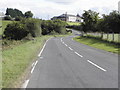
[0,0,119,19]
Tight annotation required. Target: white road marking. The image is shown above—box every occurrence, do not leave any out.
[69,47,73,51]
[62,42,65,44]
[87,60,107,72]
[22,79,29,88]
[75,52,83,57]
[65,44,68,47]
[31,61,38,73]
[38,37,52,57]
[40,57,43,59]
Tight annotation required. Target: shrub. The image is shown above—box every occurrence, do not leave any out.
[24,18,42,37]
[4,15,12,20]
[3,22,28,40]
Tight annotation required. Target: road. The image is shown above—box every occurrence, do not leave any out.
[25,30,118,88]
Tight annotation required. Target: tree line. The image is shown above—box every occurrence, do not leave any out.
[2,8,67,40]
[68,10,120,39]
[4,8,33,21]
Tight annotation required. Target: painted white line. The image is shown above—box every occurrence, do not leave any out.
[75,52,83,57]
[31,61,38,73]
[61,38,63,42]
[62,42,65,44]
[65,44,68,47]
[69,47,73,51]
[34,61,38,66]
[87,60,107,72]
[40,57,43,59]
[38,37,52,57]
[22,79,29,88]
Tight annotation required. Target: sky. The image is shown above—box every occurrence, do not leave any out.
[0,0,119,19]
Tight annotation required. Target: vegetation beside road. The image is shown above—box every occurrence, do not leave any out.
[2,36,51,88]
[67,22,80,26]
[74,36,119,54]
[0,20,13,35]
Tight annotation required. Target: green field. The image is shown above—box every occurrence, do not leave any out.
[0,20,13,35]
[67,22,80,26]
[74,36,119,54]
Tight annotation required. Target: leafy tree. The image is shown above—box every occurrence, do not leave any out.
[81,10,99,33]
[5,8,24,18]
[23,18,42,37]
[24,11,33,18]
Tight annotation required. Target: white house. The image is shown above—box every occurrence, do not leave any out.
[51,13,81,22]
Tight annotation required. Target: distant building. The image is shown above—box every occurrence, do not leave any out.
[51,13,81,22]
[118,1,120,13]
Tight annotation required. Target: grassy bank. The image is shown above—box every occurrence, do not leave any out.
[67,22,80,26]
[1,20,13,35]
[74,36,119,54]
[2,36,52,88]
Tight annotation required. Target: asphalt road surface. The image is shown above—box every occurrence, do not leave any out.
[26,30,118,88]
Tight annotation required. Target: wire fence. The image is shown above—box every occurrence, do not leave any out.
[86,33,120,43]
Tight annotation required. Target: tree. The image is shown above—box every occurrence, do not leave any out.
[81,10,99,34]
[24,11,33,18]
[5,8,24,18]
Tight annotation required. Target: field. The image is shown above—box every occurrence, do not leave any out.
[0,20,13,35]
[74,36,119,54]
[67,22,80,26]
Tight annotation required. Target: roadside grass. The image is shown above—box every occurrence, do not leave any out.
[67,22,80,26]
[2,36,52,88]
[0,20,13,35]
[74,36,119,54]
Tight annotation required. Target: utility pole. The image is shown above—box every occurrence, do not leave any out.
[65,12,67,22]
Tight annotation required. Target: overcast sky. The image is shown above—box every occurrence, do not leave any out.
[0,0,119,19]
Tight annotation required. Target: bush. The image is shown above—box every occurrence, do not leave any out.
[3,22,28,40]
[15,16,23,21]
[41,20,67,35]
[24,18,42,37]
[4,15,12,20]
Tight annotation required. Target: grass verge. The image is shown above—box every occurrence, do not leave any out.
[74,36,119,54]
[1,20,13,35]
[2,36,52,88]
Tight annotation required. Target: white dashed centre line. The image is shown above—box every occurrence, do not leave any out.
[87,60,107,72]
[69,47,73,51]
[65,44,68,46]
[75,52,83,57]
